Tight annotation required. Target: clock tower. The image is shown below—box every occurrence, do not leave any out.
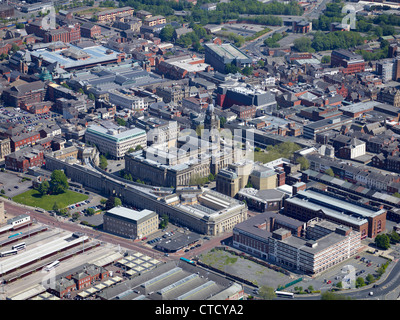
[204,104,220,131]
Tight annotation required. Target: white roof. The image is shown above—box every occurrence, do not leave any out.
[107,206,156,222]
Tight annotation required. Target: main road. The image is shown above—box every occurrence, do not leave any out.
[294,258,400,300]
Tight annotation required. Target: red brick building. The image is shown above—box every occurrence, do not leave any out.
[5,147,44,172]
[22,101,52,114]
[80,22,101,39]
[43,24,81,43]
[26,19,81,44]
[49,264,111,298]
[331,49,365,75]
[2,80,47,108]
[230,104,256,120]
[9,131,41,152]
[292,20,312,33]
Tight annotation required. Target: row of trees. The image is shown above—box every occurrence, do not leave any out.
[264,32,287,48]
[216,0,303,16]
[293,31,365,53]
[119,0,302,25]
[375,231,400,250]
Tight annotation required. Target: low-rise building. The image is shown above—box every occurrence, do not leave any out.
[80,22,102,39]
[2,80,47,108]
[103,206,159,240]
[5,146,44,172]
[143,15,166,27]
[96,7,134,23]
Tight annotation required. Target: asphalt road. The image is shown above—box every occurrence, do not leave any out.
[241,26,289,57]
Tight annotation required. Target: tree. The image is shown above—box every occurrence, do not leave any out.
[52,201,59,212]
[241,66,253,76]
[321,55,331,64]
[325,168,334,177]
[86,207,95,216]
[293,37,313,53]
[99,155,108,170]
[220,116,227,128]
[114,197,122,207]
[72,212,80,221]
[49,170,69,195]
[390,231,400,244]
[105,196,122,210]
[375,234,391,250]
[159,24,175,42]
[366,274,375,284]
[355,277,365,288]
[258,286,276,300]
[296,156,310,170]
[160,214,169,229]
[224,63,241,74]
[37,180,50,196]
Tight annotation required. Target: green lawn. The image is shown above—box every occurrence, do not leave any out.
[13,189,88,211]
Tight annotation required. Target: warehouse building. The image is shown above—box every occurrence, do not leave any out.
[204,43,252,73]
[97,260,245,300]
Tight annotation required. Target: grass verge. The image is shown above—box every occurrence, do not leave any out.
[13,189,88,211]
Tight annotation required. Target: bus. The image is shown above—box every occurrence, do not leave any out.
[275,291,294,299]
[44,260,60,272]
[8,232,22,239]
[12,242,26,251]
[180,257,196,265]
[0,249,17,257]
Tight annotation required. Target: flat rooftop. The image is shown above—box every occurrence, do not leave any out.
[31,43,121,70]
[86,122,146,142]
[205,43,251,61]
[286,189,385,226]
[96,260,242,300]
[106,206,156,223]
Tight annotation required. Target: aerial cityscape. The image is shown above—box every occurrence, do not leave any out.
[1,0,400,309]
